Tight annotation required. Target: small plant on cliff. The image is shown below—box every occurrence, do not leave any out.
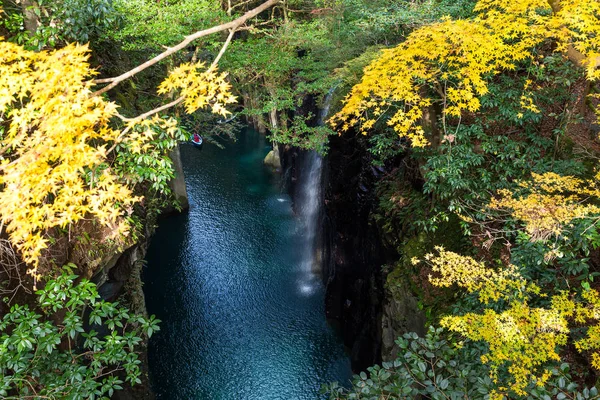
[0,265,160,399]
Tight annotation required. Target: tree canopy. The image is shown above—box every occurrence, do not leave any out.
[0,0,278,284]
[328,0,600,398]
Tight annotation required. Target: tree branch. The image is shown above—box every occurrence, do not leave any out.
[105,96,185,156]
[228,0,256,14]
[104,23,238,154]
[119,97,184,123]
[210,28,236,70]
[91,0,279,96]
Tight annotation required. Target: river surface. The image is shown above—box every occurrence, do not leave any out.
[143,129,351,399]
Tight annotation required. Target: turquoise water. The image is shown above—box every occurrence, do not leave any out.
[143,130,351,399]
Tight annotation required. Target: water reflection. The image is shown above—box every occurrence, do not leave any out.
[144,129,351,399]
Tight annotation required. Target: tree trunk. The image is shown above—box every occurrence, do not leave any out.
[547,0,586,68]
[20,0,40,37]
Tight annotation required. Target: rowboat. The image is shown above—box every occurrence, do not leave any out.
[191,134,203,148]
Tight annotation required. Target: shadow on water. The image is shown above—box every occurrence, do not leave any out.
[143,129,351,399]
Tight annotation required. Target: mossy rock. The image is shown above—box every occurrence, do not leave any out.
[385,215,468,322]
[399,214,467,262]
[263,149,281,170]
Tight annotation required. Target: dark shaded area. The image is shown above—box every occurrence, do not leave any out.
[321,130,388,372]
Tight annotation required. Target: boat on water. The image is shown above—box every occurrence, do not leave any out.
[191,133,203,149]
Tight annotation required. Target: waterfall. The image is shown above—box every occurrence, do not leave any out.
[318,85,337,126]
[298,151,323,275]
[297,87,336,293]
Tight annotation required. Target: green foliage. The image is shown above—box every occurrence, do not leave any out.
[511,221,600,291]
[221,24,338,147]
[110,0,225,52]
[269,114,334,154]
[373,177,424,245]
[0,266,159,399]
[346,0,478,38]
[220,0,478,152]
[419,124,583,218]
[114,121,187,193]
[324,327,490,400]
[1,0,119,49]
[50,0,120,44]
[326,328,598,400]
[332,46,384,95]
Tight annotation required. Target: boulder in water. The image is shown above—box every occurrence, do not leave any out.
[264,148,281,170]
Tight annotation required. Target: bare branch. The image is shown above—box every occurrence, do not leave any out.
[0,237,30,303]
[210,29,236,70]
[228,0,254,13]
[120,96,184,123]
[92,0,279,96]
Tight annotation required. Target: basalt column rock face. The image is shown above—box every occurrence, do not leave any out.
[322,130,387,372]
[167,143,189,212]
[381,277,426,362]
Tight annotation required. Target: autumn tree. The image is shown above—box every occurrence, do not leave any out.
[333,0,598,143]
[0,0,279,285]
[329,0,600,397]
[0,1,279,397]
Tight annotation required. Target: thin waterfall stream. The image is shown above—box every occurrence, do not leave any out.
[297,85,337,279]
[143,121,350,398]
[298,151,323,282]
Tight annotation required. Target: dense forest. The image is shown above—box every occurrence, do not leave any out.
[1,0,600,398]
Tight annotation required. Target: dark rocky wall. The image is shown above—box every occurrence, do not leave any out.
[280,128,408,372]
[321,130,387,372]
[167,143,189,212]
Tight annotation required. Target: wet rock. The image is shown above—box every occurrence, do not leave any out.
[264,146,281,170]
[167,143,189,212]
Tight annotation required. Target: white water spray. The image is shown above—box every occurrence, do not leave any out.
[297,87,336,293]
[298,151,323,275]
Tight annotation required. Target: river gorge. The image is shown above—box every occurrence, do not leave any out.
[143,129,351,399]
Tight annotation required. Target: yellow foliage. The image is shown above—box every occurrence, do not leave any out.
[553,289,600,370]
[0,38,235,283]
[420,247,538,304]
[158,63,236,116]
[420,249,562,394]
[554,0,600,80]
[419,249,600,395]
[331,17,520,146]
[0,41,131,282]
[332,0,600,145]
[489,172,600,240]
[441,302,568,396]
